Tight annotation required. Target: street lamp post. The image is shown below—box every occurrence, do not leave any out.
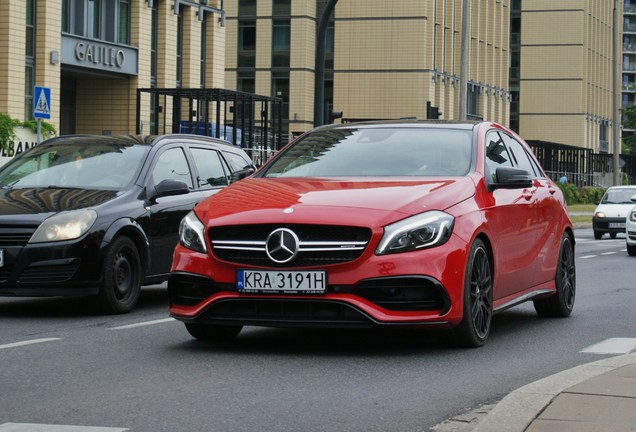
[314,0,338,127]
[613,0,621,185]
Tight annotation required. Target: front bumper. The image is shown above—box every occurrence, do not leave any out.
[168,235,468,328]
[592,217,626,234]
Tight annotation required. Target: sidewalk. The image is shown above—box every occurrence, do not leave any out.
[473,352,636,432]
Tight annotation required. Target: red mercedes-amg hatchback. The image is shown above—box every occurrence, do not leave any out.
[168,121,575,347]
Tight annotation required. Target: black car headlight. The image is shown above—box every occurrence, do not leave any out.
[376,211,454,255]
[29,210,97,243]
[630,210,636,223]
[179,210,207,253]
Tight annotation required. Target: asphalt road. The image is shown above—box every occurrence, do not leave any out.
[0,227,634,432]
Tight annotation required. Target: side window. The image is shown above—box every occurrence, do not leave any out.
[501,133,537,177]
[485,131,513,182]
[151,147,193,188]
[223,151,253,172]
[190,147,229,187]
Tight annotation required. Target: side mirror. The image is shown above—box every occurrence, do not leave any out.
[491,167,533,190]
[147,179,190,203]
[230,167,256,183]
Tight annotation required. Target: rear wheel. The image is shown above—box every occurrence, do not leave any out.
[185,323,243,342]
[533,232,575,317]
[97,236,141,314]
[450,239,493,348]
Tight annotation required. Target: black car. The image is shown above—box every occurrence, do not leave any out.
[0,134,255,313]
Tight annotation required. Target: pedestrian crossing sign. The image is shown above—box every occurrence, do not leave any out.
[33,86,51,119]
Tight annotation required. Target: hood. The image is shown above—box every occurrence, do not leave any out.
[594,202,636,219]
[196,177,476,228]
[0,187,119,217]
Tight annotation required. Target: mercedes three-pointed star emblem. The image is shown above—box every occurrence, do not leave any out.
[265,228,300,264]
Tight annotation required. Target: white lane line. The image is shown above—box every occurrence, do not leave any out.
[109,317,175,330]
[601,251,617,255]
[0,338,62,351]
[579,255,596,259]
[0,423,127,431]
[580,338,636,355]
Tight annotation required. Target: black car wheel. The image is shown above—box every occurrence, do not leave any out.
[593,230,602,240]
[628,244,636,256]
[97,236,141,314]
[610,232,617,239]
[450,239,493,348]
[185,323,243,342]
[534,232,575,318]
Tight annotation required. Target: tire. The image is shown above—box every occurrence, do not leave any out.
[533,232,575,318]
[593,230,602,240]
[450,239,493,348]
[610,232,617,239]
[97,236,142,314]
[627,243,636,256]
[185,323,242,342]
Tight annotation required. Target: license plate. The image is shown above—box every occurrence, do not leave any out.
[608,223,625,228]
[0,249,3,267]
[237,269,326,294]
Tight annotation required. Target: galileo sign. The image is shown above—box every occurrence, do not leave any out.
[61,34,138,76]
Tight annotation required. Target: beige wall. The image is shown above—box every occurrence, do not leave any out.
[0,0,27,119]
[519,1,618,151]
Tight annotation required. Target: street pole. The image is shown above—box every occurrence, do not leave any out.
[314,0,338,127]
[458,0,470,121]
[613,0,621,185]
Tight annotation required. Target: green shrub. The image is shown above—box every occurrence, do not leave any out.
[556,182,606,205]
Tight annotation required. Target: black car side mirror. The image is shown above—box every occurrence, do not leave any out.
[490,167,533,190]
[147,179,190,203]
[230,167,256,183]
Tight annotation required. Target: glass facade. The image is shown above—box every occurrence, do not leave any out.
[24,0,35,121]
[62,0,130,44]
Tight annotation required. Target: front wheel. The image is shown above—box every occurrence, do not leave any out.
[533,232,575,318]
[593,230,603,240]
[97,236,142,314]
[627,243,636,256]
[185,323,243,342]
[610,232,617,239]
[450,239,493,348]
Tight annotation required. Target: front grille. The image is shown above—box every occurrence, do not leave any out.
[17,261,80,284]
[198,298,374,327]
[210,224,372,267]
[0,264,14,283]
[169,273,234,306]
[0,226,37,247]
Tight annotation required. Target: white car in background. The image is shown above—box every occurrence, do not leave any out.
[627,200,636,256]
[592,186,636,240]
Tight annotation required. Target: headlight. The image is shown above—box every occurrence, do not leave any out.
[594,212,606,218]
[29,210,97,243]
[630,211,636,222]
[179,210,207,253]
[376,211,454,255]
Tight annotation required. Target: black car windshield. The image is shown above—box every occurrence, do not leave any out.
[0,141,148,189]
[262,127,473,177]
[601,188,636,204]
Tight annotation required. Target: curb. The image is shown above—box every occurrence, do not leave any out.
[472,352,636,432]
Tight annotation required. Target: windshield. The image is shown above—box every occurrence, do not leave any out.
[0,141,148,189]
[262,127,473,178]
[601,188,636,204]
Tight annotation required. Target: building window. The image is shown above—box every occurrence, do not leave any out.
[201,19,207,88]
[467,85,481,120]
[272,0,291,16]
[177,11,183,87]
[25,0,35,121]
[238,20,256,68]
[239,0,257,16]
[61,0,130,45]
[272,20,290,68]
[272,71,289,134]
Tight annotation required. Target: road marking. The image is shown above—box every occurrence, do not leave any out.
[109,317,175,330]
[0,338,62,351]
[0,423,127,431]
[601,251,617,255]
[580,338,636,355]
[579,255,595,259]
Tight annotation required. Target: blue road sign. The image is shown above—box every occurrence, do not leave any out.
[33,86,51,119]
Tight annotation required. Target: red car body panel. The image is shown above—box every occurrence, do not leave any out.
[168,121,573,336]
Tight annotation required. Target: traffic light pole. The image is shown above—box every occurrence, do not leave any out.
[314,0,338,127]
